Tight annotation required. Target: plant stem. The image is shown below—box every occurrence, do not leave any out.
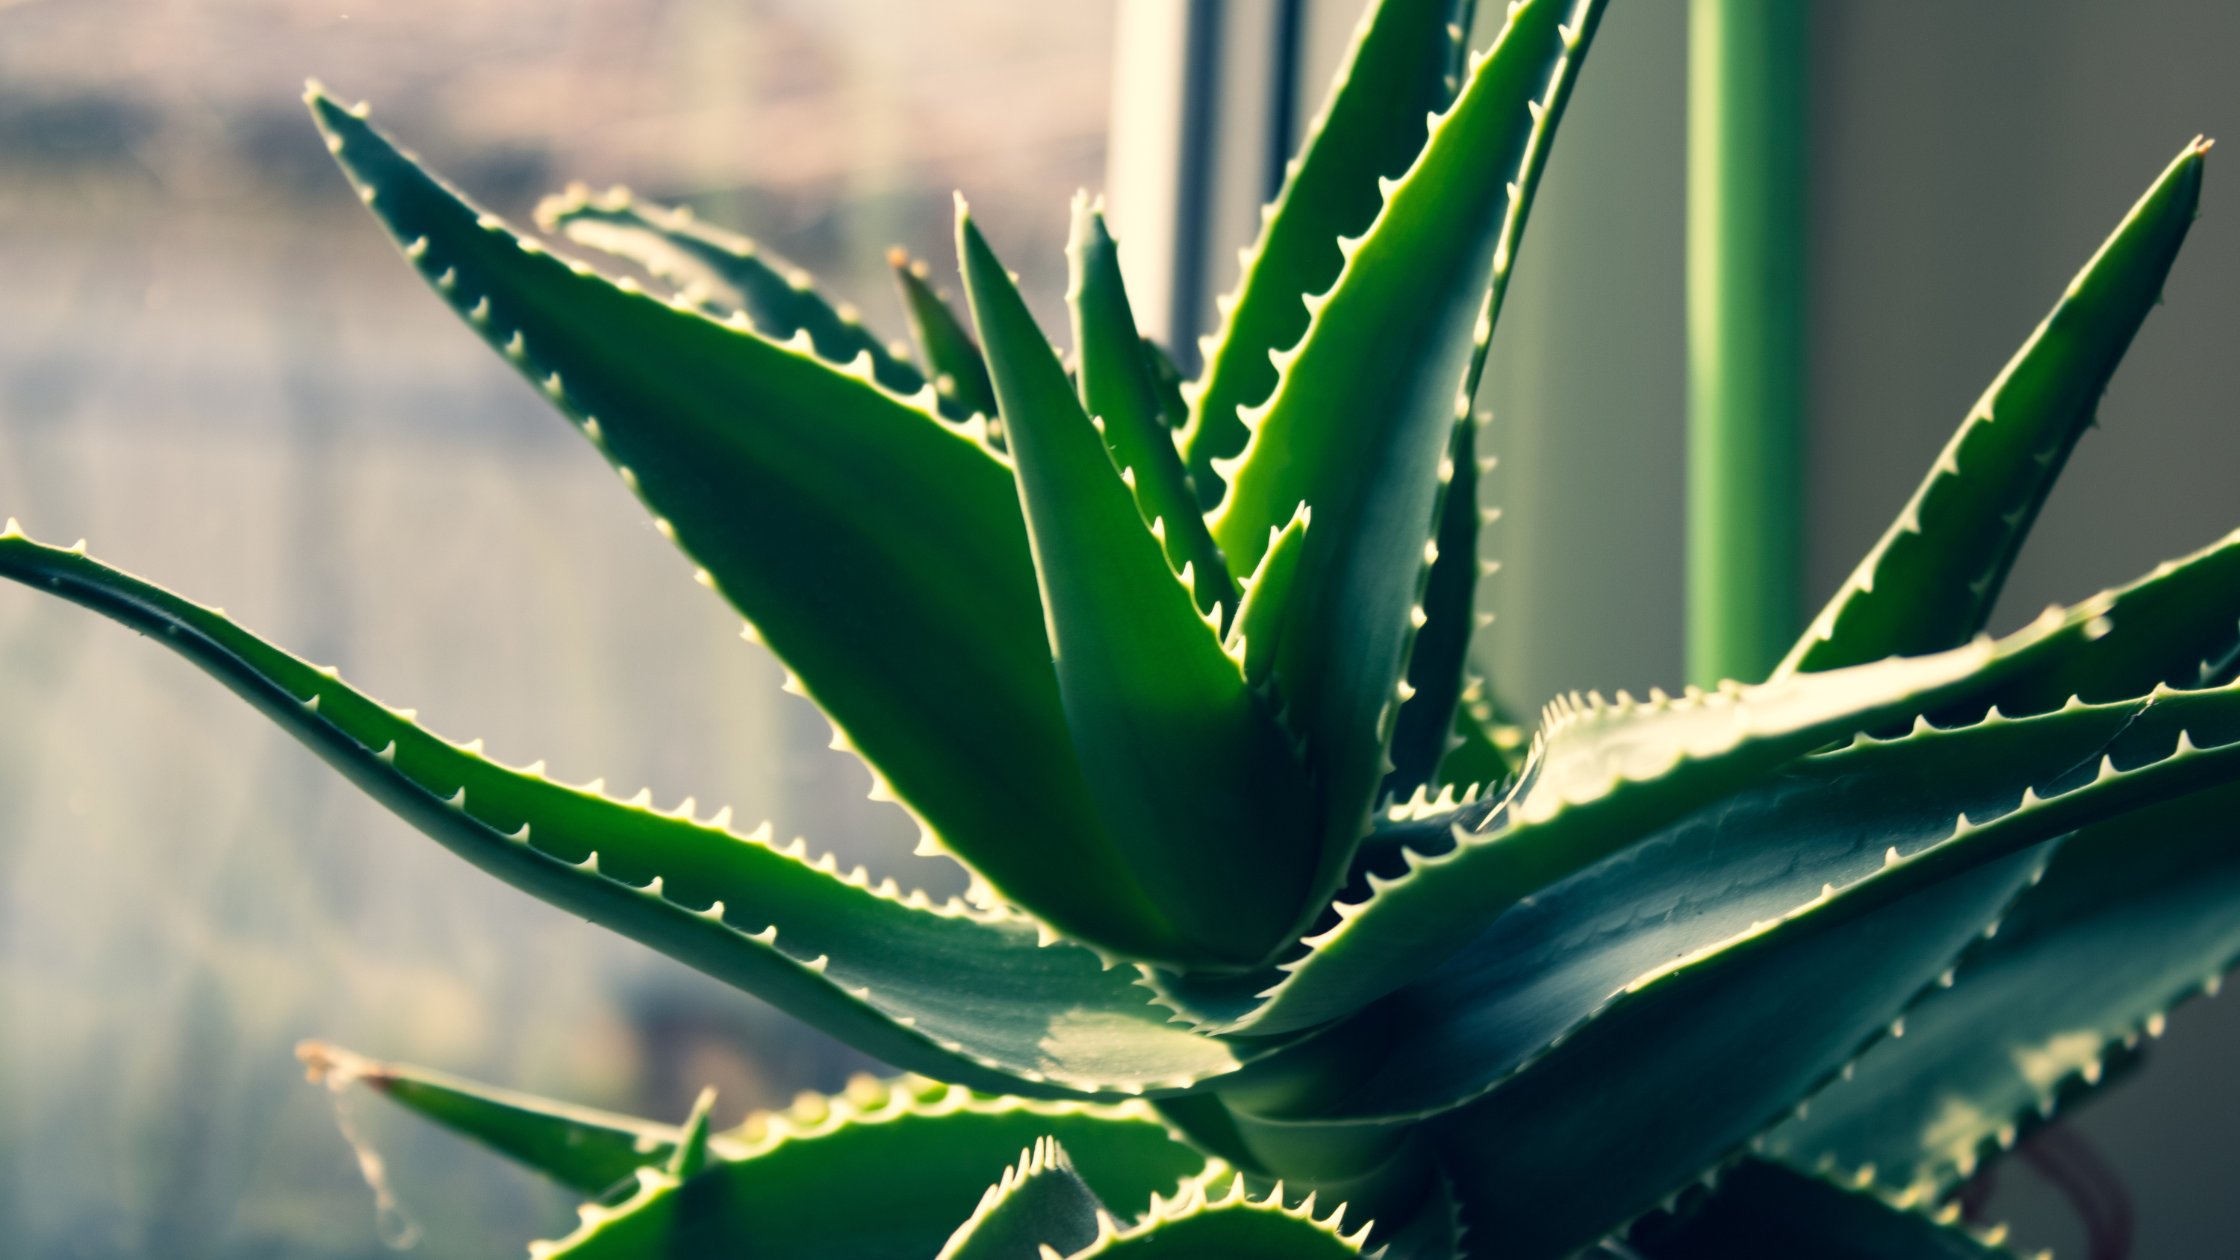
[1686,0,1807,687]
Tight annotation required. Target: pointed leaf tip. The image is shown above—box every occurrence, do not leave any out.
[937,1135,1107,1260]
[1785,137,2209,674]
[664,1086,715,1179]
[308,93,1209,967]
[965,210,1315,963]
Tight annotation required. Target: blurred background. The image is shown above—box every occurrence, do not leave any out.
[0,1,2235,1257]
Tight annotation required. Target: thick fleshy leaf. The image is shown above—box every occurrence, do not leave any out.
[936,1137,1108,1260]
[1156,632,2042,1034]
[1207,0,1601,573]
[535,184,942,409]
[1377,1166,1465,1260]
[1233,677,2240,1124]
[307,88,1193,964]
[298,1041,677,1198]
[891,247,1001,424]
[1781,140,2207,675]
[1406,672,2240,1253]
[1386,412,1489,799]
[532,1080,1207,1260]
[1227,506,1312,692]
[1182,0,1475,507]
[1425,845,2050,1260]
[1208,0,1607,939]
[666,1087,716,1180]
[1625,1159,2018,1260]
[1069,198,1236,618]
[0,531,1279,1097]
[1165,530,2240,1033]
[1141,337,1192,432]
[1949,525,2240,721]
[959,209,1315,964]
[1066,1171,1369,1259]
[1437,698,1522,791]
[1768,779,2240,1202]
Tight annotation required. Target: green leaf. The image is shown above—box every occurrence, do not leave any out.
[535,185,943,410]
[958,207,1316,964]
[666,1086,716,1180]
[1951,525,2240,721]
[1182,0,1477,507]
[1207,0,1608,942]
[1436,697,1522,791]
[1386,412,1489,800]
[1150,1096,1273,1180]
[1781,139,2208,675]
[1335,679,2240,1254]
[298,1041,678,1198]
[1767,779,2240,1202]
[306,87,1197,965]
[1424,844,2051,1260]
[1227,505,1312,692]
[1065,1170,1369,1259]
[1069,198,1237,618]
[1376,1166,1465,1260]
[1625,1158,2019,1260]
[0,531,1281,1097]
[1158,629,2046,1035]
[531,1081,1206,1260]
[890,246,1001,425]
[1235,675,2240,1124]
[936,1137,1109,1260]
[1172,528,2240,1033]
[1141,336,1192,432]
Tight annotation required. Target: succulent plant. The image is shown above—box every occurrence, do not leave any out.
[4,0,2235,1255]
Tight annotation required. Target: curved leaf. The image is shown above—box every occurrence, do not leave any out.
[937,1137,1108,1260]
[959,209,1314,964]
[1238,676,2240,1123]
[1208,0,1608,955]
[307,88,1193,964]
[1625,1158,2019,1260]
[1069,198,1236,617]
[1767,779,2240,1201]
[535,185,940,409]
[1358,683,2240,1254]
[1951,525,2240,721]
[891,247,1001,424]
[1177,528,2240,1033]
[0,531,1277,1098]
[1782,140,2208,675]
[532,1081,1206,1260]
[1158,634,2040,1034]
[1183,0,1475,506]
[1425,844,2050,1260]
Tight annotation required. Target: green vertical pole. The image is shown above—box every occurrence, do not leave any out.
[1686,0,1808,687]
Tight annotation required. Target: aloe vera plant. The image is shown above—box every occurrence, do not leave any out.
[4,0,2234,1255]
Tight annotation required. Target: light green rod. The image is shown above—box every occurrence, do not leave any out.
[1686,0,1808,687]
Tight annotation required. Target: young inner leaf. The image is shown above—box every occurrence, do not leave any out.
[958,203,1316,966]
[1070,198,1238,620]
